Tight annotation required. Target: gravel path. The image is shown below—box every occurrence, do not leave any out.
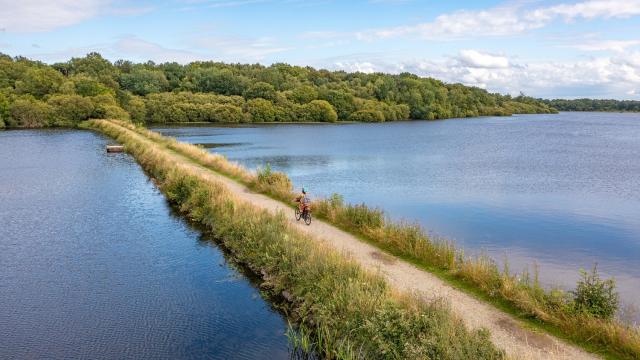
[117,122,598,360]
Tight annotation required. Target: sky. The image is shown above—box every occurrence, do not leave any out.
[1,0,640,99]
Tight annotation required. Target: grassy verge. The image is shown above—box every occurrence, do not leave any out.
[103,119,640,359]
[87,119,503,359]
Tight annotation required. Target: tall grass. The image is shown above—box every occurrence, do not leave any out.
[102,119,640,359]
[88,119,503,359]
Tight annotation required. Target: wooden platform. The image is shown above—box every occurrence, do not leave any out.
[106,145,124,153]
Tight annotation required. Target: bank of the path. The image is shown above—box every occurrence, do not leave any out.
[107,122,597,360]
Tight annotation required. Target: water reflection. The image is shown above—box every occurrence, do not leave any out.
[0,129,290,359]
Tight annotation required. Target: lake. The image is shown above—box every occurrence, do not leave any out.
[155,112,640,309]
[0,130,290,359]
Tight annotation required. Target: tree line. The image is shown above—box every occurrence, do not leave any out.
[0,52,556,129]
[543,98,640,112]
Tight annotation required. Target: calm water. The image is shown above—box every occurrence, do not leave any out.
[0,130,290,359]
[155,112,640,307]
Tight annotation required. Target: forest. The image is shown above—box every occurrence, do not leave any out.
[543,98,640,112]
[0,52,556,129]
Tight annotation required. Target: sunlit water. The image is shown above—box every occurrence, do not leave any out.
[0,130,290,359]
[155,112,640,309]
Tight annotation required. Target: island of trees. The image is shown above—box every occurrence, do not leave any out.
[0,53,556,129]
[543,98,640,112]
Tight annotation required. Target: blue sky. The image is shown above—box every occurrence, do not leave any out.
[1,0,640,99]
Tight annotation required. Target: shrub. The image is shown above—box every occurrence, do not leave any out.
[244,98,277,122]
[9,97,54,127]
[211,104,244,123]
[255,163,292,197]
[349,109,385,122]
[299,100,338,122]
[572,265,619,319]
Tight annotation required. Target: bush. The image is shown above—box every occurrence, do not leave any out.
[255,163,292,196]
[9,97,54,127]
[244,98,277,122]
[349,109,385,122]
[47,94,95,125]
[211,104,244,123]
[299,100,338,122]
[572,265,619,319]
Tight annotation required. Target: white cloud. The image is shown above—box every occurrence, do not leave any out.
[457,50,509,69]
[0,0,108,32]
[329,50,640,99]
[531,0,640,21]
[0,0,153,32]
[113,36,207,63]
[568,39,640,52]
[192,36,291,61]
[354,0,640,41]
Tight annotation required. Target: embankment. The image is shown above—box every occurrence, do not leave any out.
[87,119,504,359]
[88,119,640,359]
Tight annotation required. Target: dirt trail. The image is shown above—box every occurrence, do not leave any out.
[121,124,598,360]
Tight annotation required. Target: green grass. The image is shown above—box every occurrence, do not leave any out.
[101,119,640,359]
[88,119,504,360]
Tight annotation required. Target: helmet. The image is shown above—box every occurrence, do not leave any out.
[302,186,307,194]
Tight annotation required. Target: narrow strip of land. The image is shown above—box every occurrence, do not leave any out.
[114,122,597,360]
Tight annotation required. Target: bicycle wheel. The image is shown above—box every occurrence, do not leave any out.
[295,207,302,221]
[304,211,312,225]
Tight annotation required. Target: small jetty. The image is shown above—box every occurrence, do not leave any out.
[106,145,124,153]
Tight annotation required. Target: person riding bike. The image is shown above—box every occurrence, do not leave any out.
[296,187,310,213]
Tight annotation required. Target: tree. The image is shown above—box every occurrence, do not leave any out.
[289,85,318,104]
[243,82,277,101]
[124,96,147,124]
[190,67,248,95]
[0,92,9,128]
[299,100,338,122]
[47,94,95,125]
[211,104,244,123]
[14,67,64,98]
[349,109,384,122]
[320,90,356,120]
[73,75,112,97]
[245,98,277,122]
[119,69,169,96]
[9,97,54,127]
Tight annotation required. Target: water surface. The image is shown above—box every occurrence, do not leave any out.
[155,112,640,307]
[0,129,290,359]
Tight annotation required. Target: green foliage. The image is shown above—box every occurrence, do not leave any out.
[9,97,54,127]
[288,85,318,104]
[119,68,169,96]
[0,53,555,128]
[243,81,277,101]
[189,67,248,95]
[123,95,147,124]
[14,67,64,98]
[299,100,338,122]
[0,92,9,128]
[73,75,112,97]
[256,163,293,196]
[210,104,244,123]
[47,94,95,126]
[349,109,385,122]
[572,265,619,319]
[244,98,277,122]
[544,98,640,112]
